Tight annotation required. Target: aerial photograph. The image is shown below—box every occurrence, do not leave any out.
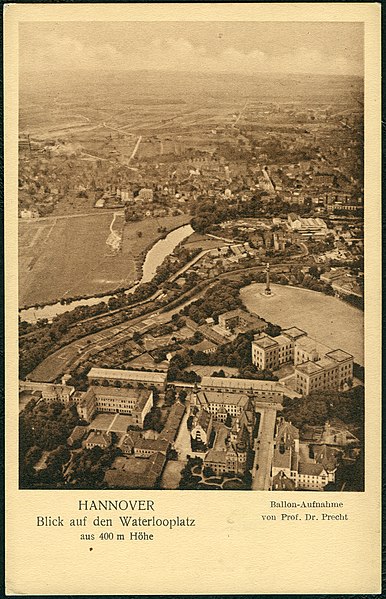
[18,21,364,491]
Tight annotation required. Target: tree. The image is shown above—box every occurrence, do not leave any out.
[203,466,216,478]
[178,390,187,402]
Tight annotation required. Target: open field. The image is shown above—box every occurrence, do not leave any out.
[18,213,190,308]
[181,232,227,251]
[160,460,184,489]
[241,283,364,364]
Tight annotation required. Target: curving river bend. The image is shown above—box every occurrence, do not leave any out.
[20,224,194,324]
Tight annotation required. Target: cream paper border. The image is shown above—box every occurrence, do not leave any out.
[4,3,381,595]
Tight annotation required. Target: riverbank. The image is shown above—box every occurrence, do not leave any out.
[20,222,194,323]
[19,213,191,312]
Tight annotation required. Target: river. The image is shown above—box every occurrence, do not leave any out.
[240,283,364,365]
[20,224,194,323]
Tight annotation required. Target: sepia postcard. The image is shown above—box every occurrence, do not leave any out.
[4,2,381,595]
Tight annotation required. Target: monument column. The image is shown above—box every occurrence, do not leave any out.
[265,262,272,295]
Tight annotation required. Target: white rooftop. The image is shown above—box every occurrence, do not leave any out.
[88,368,167,384]
[201,376,285,394]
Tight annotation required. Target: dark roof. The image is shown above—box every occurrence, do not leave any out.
[159,402,185,443]
[67,426,87,444]
[298,462,326,476]
[104,452,166,489]
[272,472,296,491]
[194,409,212,433]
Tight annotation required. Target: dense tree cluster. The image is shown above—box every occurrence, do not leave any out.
[19,400,81,488]
[181,280,243,324]
[190,193,314,235]
[168,326,280,381]
[143,406,165,433]
[178,456,203,489]
[281,386,364,436]
[67,446,121,489]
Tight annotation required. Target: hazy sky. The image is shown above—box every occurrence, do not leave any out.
[19,21,363,76]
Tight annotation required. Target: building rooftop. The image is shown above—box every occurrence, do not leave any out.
[135,437,169,453]
[296,361,323,376]
[159,402,185,443]
[92,386,146,399]
[119,431,142,451]
[205,449,227,464]
[87,367,167,385]
[298,462,326,476]
[326,349,354,362]
[273,334,293,346]
[273,448,292,470]
[316,356,338,370]
[198,409,212,431]
[295,335,332,356]
[67,426,87,444]
[276,418,300,441]
[198,391,248,408]
[282,327,307,340]
[193,339,217,353]
[104,452,166,489]
[252,335,278,349]
[86,431,111,446]
[219,308,266,327]
[272,472,296,491]
[201,376,285,395]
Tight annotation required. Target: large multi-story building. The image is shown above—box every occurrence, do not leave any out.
[203,417,251,476]
[287,212,329,238]
[77,386,153,426]
[19,380,75,404]
[200,376,286,403]
[295,349,354,395]
[252,328,353,394]
[252,333,296,371]
[87,367,167,390]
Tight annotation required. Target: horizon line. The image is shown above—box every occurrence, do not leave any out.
[19,68,364,78]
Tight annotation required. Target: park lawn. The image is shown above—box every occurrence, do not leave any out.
[18,212,190,308]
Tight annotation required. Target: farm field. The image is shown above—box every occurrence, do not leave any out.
[18,212,190,308]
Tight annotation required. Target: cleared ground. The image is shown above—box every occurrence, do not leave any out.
[18,213,190,308]
[190,365,239,377]
[241,283,364,365]
[88,413,133,433]
[182,232,227,251]
[160,460,185,489]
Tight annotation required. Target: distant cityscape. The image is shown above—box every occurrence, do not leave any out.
[19,23,364,492]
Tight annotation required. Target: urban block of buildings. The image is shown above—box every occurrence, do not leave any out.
[271,418,337,491]
[287,213,329,238]
[252,327,354,394]
[76,386,153,426]
[217,308,267,335]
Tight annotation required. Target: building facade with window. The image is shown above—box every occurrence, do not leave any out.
[77,386,153,426]
[252,328,353,395]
